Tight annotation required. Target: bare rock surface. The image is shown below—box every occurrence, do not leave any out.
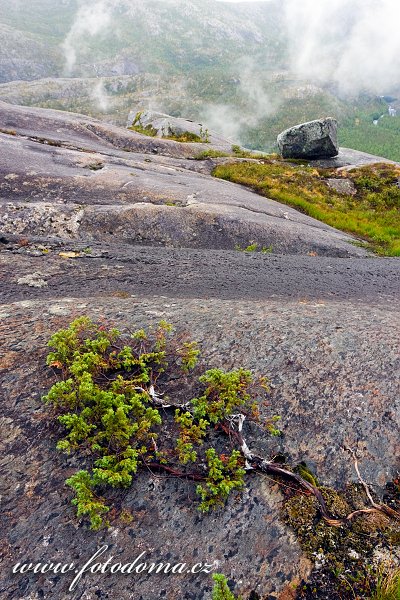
[1,241,399,305]
[308,147,399,169]
[0,296,399,600]
[0,101,399,600]
[0,101,378,257]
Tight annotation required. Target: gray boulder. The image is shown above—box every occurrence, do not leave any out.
[326,177,357,196]
[277,117,339,159]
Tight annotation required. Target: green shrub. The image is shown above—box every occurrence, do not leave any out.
[43,317,273,529]
[212,573,241,600]
[196,449,246,512]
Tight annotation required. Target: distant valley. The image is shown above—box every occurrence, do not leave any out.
[0,0,400,159]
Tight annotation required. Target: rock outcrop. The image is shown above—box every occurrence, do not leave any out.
[1,295,399,600]
[127,109,232,147]
[0,101,367,257]
[277,117,339,159]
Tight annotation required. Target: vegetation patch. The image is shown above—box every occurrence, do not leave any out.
[85,161,105,171]
[195,149,232,160]
[235,241,273,254]
[230,145,269,159]
[166,129,208,143]
[128,123,158,137]
[42,318,400,599]
[195,146,270,161]
[370,565,400,600]
[212,573,241,599]
[340,108,400,163]
[42,317,276,530]
[0,127,17,136]
[213,160,400,256]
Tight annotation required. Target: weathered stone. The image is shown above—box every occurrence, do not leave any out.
[127,108,230,145]
[326,178,357,196]
[16,272,47,288]
[1,100,400,600]
[277,118,339,159]
[0,102,372,258]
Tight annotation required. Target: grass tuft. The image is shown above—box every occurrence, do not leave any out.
[370,565,400,600]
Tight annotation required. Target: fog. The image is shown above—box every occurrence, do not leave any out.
[61,0,400,95]
[62,1,113,75]
[203,56,277,142]
[56,0,400,131]
[285,0,400,95]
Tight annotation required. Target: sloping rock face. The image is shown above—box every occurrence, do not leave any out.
[0,101,370,257]
[277,117,339,159]
[127,109,231,146]
[1,101,400,600]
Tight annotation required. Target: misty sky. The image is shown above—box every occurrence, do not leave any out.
[285,0,400,94]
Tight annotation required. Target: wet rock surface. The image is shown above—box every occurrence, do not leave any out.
[1,240,399,305]
[0,101,399,600]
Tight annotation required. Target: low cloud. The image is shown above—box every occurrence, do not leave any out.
[62,1,113,75]
[91,79,113,111]
[202,57,277,143]
[60,0,400,138]
[284,0,400,95]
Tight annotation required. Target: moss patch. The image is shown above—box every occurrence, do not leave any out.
[128,123,158,137]
[166,130,205,143]
[282,478,400,599]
